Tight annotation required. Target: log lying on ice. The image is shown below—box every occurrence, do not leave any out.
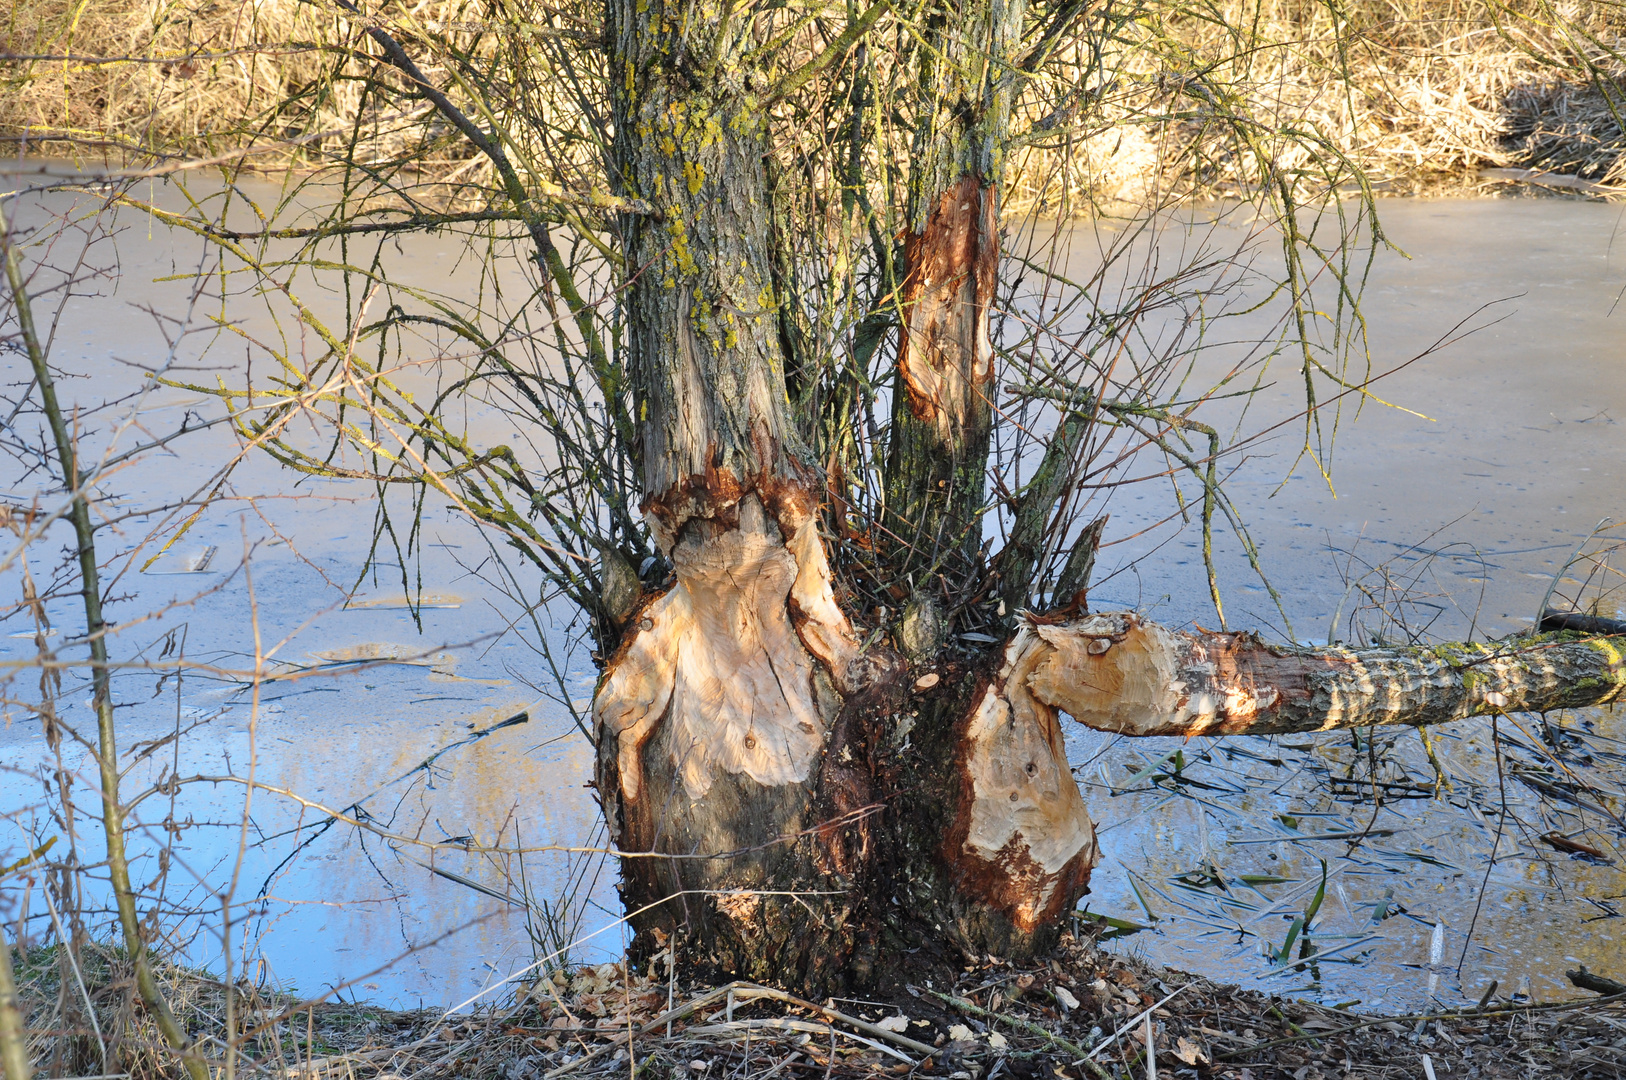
[1541,608,1626,637]
[929,609,1626,942]
[1003,610,1626,737]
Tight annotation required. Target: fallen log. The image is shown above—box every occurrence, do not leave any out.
[1540,608,1626,637]
[999,611,1626,738]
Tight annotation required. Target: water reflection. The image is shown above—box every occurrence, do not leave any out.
[1076,713,1626,1011]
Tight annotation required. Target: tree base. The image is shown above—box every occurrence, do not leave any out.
[595,509,1098,992]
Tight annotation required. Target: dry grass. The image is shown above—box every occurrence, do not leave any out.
[10,942,412,1079]
[1004,1,1626,211]
[0,0,527,203]
[16,935,1626,1079]
[1,0,354,153]
[5,0,1626,208]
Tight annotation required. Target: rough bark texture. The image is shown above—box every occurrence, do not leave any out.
[589,0,1626,998]
[601,0,874,985]
[591,0,1626,994]
[596,0,1095,993]
[885,175,1000,570]
[884,0,1025,575]
[1007,610,1626,737]
[903,0,1025,233]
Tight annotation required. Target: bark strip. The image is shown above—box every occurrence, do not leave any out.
[896,175,1000,440]
[885,174,1000,568]
[1003,611,1626,738]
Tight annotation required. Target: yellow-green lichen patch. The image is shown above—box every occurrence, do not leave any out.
[1584,634,1626,668]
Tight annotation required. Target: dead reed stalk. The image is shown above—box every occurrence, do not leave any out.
[0,927,28,1080]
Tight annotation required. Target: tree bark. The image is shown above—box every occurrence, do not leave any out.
[884,0,1026,579]
[599,0,863,986]
[1001,611,1626,737]
[590,0,1626,999]
[595,0,1095,991]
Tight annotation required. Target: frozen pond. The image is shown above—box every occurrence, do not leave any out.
[1,172,1622,1014]
[1067,196,1626,1012]
[0,168,619,1010]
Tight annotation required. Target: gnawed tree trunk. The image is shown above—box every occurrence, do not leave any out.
[997,611,1626,738]
[598,0,864,987]
[884,0,1026,582]
[599,534,1626,992]
[592,0,1626,999]
[595,0,1098,991]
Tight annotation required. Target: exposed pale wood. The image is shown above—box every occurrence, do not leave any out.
[895,175,998,444]
[1008,611,1626,737]
[596,497,850,803]
[885,174,1000,569]
[883,0,1026,573]
[952,628,1098,933]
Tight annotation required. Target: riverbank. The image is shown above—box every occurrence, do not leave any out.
[3,182,1625,1067]
[15,935,1626,1078]
[4,2,1625,211]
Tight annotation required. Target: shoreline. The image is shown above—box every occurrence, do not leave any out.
[15,935,1625,1078]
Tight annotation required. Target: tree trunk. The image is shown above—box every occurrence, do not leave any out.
[598,0,860,986]
[1005,611,1626,737]
[883,0,1026,582]
[592,0,1626,998]
[595,0,1097,991]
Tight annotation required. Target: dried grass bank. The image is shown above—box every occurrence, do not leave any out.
[1003,0,1626,209]
[3,2,1626,208]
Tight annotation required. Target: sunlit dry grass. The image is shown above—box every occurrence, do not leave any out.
[1004,0,1626,211]
[5,1,1626,208]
